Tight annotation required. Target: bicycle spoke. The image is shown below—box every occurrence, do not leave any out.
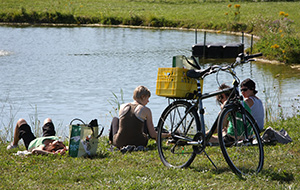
[218,104,264,176]
[157,101,201,168]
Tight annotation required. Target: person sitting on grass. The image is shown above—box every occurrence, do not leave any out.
[7,118,67,155]
[240,78,264,131]
[109,85,171,149]
[209,83,252,145]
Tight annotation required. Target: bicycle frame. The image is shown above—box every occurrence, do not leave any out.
[169,78,245,147]
[168,86,234,145]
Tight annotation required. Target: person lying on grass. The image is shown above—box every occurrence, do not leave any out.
[7,118,67,155]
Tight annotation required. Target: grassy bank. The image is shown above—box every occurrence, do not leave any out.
[1,0,300,63]
[1,115,300,189]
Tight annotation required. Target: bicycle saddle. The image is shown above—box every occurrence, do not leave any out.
[187,67,211,79]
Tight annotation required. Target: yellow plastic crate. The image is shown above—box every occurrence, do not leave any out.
[156,68,203,99]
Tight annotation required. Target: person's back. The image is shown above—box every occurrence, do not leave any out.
[248,96,264,131]
[109,85,171,149]
[113,103,148,148]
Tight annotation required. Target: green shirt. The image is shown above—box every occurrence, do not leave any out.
[227,102,252,137]
[28,136,59,151]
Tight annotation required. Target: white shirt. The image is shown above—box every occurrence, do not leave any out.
[249,96,264,131]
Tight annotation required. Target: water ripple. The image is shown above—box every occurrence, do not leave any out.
[0,50,12,56]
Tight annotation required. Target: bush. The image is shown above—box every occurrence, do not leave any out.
[250,12,300,64]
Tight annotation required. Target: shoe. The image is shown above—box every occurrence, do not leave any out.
[134,146,145,151]
[7,143,18,150]
[120,147,127,154]
[120,145,135,154]
[223,135,235,147]
[125,145,135,152]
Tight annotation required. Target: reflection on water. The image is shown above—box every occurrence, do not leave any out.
[254,62,300,122]
[0,26,299,138]
[256,62,300,79]
[0,50,12,56]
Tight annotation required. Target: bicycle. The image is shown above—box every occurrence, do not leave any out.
[156,53,264,176]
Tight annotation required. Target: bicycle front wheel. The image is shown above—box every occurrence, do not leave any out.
[218,104,264,176]
[157,100,201,168]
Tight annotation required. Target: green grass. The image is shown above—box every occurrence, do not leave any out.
[1,0,300,31]
[1,115,300,189]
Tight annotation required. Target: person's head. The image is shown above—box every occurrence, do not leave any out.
[44,140,66,153]
[240,78,258,96]
[133,86,151,105]
[44,118,52,125]
[217,83,230,105]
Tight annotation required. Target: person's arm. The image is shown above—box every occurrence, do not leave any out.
[244,98,254,108]
[31,145,53,155]
[54,147,67,155]
[144,107,171,140]
[31,145,67,155]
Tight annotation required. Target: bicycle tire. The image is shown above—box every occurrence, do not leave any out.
[157,100,201,168]
[218,103,264,176]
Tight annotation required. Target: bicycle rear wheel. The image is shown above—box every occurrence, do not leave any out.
[157,100,201,168]
[218,104,264,176]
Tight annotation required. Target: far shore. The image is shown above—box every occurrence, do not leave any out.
[1,22,289,66]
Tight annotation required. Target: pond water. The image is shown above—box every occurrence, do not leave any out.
[1,26,299,139]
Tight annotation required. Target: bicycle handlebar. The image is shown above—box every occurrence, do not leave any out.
[187,53,262,79]
[235,52,263,65]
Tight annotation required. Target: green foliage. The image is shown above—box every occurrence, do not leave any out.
[0,8,76,24]
[256,34,300,64]
[249,11,300,63]
[122,13,144,25]
[225,4,241,23]
[147,15,179,27]
[107,89,125,117]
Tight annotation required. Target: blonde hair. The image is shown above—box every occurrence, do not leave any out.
[133,86,151,101]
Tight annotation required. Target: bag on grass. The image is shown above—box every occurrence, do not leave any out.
[69,118,104,157]
[261,126,292,144]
